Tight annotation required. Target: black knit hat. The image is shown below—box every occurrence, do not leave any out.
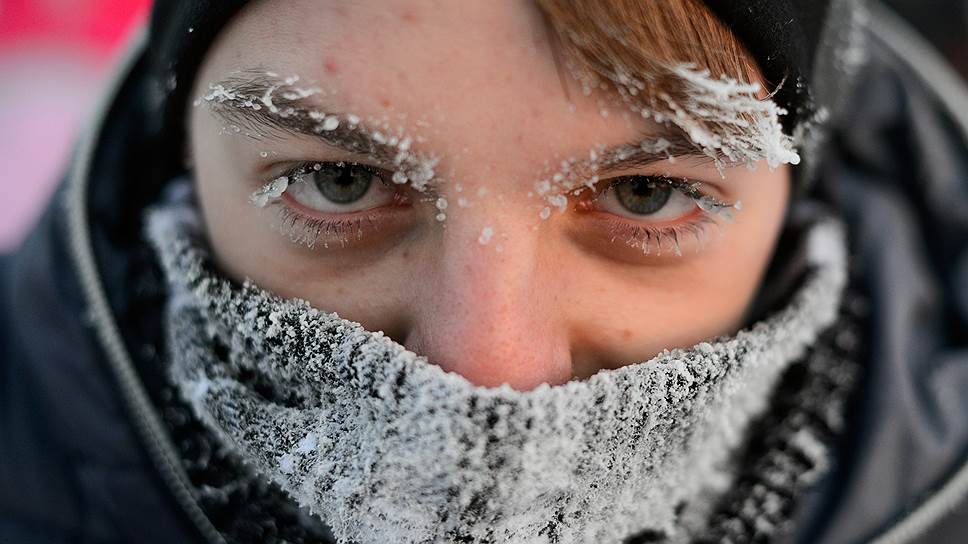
[704,1,832,123]
[144,0,868,187]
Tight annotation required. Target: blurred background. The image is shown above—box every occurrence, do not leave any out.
[0,0,150,250]
[0,0,965,251]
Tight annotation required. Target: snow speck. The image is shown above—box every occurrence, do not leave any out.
[478,227,494,245]
[548,194,568,213]
[278,453,295,475]
[295,432,318,454]
[249,176,289,208]
[321,116,340,131]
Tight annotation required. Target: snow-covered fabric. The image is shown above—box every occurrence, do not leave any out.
[147,197,847,543]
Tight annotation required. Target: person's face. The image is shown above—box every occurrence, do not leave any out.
[188,0,791,391]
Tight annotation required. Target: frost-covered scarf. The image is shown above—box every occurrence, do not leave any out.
[148,198,847,543]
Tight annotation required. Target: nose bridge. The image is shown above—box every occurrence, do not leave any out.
[404,208,572,390]
[442,212,535,309]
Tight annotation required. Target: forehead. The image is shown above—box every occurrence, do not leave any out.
[212,0,556,87]
[194,0,651,164]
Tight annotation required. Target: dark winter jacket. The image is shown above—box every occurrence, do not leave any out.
[2,3,967,543]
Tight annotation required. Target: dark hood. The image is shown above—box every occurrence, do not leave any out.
[791,7,968,543]
[1,3,967,544]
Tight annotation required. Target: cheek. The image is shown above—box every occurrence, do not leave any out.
[190,117,267,284]
[690,170,790,326]
[577,172,790,367]
[572,254,758,368]
[191,128,415,338]
[682,167,791,332]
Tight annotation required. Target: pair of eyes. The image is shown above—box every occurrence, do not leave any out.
[284,161,698,220]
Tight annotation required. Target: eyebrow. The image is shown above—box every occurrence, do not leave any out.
[200,72,707,178]
[201,72,408,167]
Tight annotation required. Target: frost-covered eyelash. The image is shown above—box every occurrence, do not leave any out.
[586,175,740,257]
[273,204,388,249]
[252,165,739,255]
[249,161,393,248]
[603,215,720,257]
[271,206,378,249]
[613,175,741,221]
[577,174,742,221]
[250,161,360,209]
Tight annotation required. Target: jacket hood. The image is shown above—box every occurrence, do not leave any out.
[792,7,968,542]
[3,3,967,543]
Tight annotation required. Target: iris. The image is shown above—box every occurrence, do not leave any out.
[312,162,377,204]
[614,177,672,215]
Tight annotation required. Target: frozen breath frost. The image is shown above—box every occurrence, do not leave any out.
[147,195,847,544]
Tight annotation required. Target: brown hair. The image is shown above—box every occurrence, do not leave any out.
[536,0,761,93]
[536,0,788,165]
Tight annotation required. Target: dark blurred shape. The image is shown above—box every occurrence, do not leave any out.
[884,0,968,77]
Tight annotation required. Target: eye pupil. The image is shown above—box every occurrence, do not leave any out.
[615,177,672,215]
[314,163,374,204]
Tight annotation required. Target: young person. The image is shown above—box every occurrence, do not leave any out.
[2,1,966,542]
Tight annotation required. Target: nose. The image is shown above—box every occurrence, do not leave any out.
[403,219,572,391]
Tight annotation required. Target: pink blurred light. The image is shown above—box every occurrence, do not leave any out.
[0,0,151,54]
[0,0,151,250]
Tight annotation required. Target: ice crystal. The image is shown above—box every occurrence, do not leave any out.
[249,176,289,208]
[478,226,494,245]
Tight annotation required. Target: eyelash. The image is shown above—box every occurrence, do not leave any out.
[600,213,720,257]
[578,175,738,257]
[256,161,402,249]
[254,162,740,255]
[274,205,380,248]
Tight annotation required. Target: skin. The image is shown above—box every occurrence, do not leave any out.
[188,0,791,391]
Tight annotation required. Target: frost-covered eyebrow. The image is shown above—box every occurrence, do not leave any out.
[201,74,405,166]
[201,72,706,174]
[589,131,710,175]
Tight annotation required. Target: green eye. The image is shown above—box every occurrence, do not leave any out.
[613,177,672,215]
[313,162,377,204]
